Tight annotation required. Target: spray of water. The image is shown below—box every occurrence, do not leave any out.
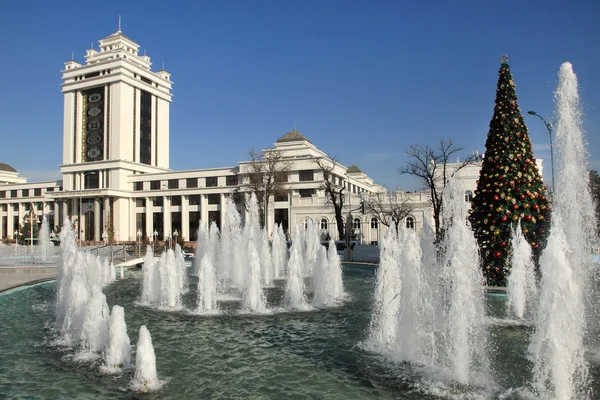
[507,222,537,319]
[132,325,161,392]
[529,62,596,399]
[102,305,131,373]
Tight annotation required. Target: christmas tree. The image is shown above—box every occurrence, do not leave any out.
[470,56,551,286]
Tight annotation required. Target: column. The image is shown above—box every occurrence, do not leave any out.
[104,196,110,236]
[145,197,153,241]
[181,195,189,241]
[6,203,13,239]
[16,203,22,237]
[200,194,208,223]
[53,202,60,230]
[162,195,171,241]
[94,198,101,241]
[62,201,68,224]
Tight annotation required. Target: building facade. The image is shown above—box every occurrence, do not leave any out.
[1,30,537,245]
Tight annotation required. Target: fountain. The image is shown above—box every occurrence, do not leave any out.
[132,325,161,392]
[3,62,600,397]
[102,305,131,373]
[284,226,311,311]
[507,222,537,319]
[38,215,54,262]
[79,284,110,357]
[529,62,598,399]
[196,253,218,314]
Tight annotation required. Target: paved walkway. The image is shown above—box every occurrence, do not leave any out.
[0,266,57,293]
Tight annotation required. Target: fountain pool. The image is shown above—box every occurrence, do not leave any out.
[3,265,600,399]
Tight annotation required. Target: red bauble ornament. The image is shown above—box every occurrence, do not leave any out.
[493,251,502,259]
[500,241,506,247]
[513,204,519,210]
[501,216,508,222]
[519,193,525,200]
[524,215,532,221]
[493,195,499,201]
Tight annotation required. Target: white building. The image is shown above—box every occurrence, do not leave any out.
[1,30,526,245]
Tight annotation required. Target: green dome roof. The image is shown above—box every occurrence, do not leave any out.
[276,129,311,143]
[346,164,362,173]
[0,162,17,173]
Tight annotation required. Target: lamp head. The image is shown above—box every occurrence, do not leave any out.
[527,111,537,116]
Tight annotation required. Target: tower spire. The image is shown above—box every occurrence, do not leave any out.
[118,15,122,32]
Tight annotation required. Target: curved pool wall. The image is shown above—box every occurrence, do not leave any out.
[2,264,600,399]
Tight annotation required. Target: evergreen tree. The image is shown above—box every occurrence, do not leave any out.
[470,56,551,286]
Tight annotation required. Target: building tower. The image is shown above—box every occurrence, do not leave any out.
[58,29,173,242]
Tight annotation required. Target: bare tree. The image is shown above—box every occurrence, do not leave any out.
[363,191,413,232]
[399,138,476,237]
[241,148,293,227]
[314,156,346,240]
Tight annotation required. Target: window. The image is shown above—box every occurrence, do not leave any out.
[320,218,328,230]
[274,193,288,202]
[136,198,146,207]
[22,189,29,197]
[168,179,179,189]
[0,191,5,198]
[150,180,160,190]
[274,172,288,183]
[370,218,379,229]
[207,194,220,205]
[299,170,314,182]
[46,187,54,192]
[186,178,198,188]
[298,189,314,198]
[10,190,17,198]
[353,218,361,230]
[226,175,238,186]
[206,177,218,187]
[34,188,41,197]
[406,216,415,230]
[135,182,143,191]
[465,190,473,202]
[189,195,201,205]
[303,217,313,229]
[154,197,164,207]
[171,196,181,206]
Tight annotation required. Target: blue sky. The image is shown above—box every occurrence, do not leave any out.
[0,0,598,190]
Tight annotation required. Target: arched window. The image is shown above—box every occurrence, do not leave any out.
[320,218,328,230]
[303,217,312,229]
[370,218,379,229]
[465,190,473,202]
[406,216,415,230]
[353,218,361,230]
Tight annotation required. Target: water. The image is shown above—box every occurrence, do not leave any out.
[196,253,218,314]
[507,222,537,320]
[102,305,131,373]
[132,325,161,391]
[529,62,598,399]
[6,266,600,398]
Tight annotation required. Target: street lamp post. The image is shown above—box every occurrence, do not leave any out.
[527,111,555,192]
[153,230,158,252]
[26,204,39,250]
[79,171,97,246]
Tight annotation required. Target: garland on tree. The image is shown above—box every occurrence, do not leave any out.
[470,56,551,286]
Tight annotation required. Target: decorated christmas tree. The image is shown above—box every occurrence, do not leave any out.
[470,56,551,286]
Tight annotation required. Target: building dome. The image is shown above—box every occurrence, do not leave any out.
[346,164,363,174]
[0,162,17,173]
[276,129,311,144]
